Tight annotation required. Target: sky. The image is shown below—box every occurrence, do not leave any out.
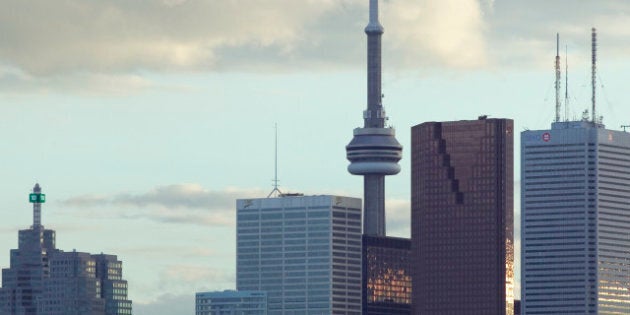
[2,0,630,314]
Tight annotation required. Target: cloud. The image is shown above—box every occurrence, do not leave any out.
[384,0,488,69]
[161,264,234,285]
[0,0,343,76]
[386,198,410,238]
[1,0,630,90]
[0,67,154,96]
[60,184,265,226]
[134,294,193,315]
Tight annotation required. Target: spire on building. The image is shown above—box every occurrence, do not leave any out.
[346,0,402,236]
[29,183,46,229]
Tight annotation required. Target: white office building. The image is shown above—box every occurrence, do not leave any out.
[236,195,363,315]
[521,121,630,314]
[195,290,267,315]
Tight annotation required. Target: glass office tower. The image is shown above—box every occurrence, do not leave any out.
[362,235,411,314]
[411,117,514,315]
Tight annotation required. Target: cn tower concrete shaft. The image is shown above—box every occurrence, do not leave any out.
[346,0,402,236]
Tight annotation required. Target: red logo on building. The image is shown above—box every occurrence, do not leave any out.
[542,132,551,142]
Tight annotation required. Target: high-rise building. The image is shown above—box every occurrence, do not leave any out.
[0,184,132,315]
[346,0,402,237]
[362,235,411,314]
[195,290,267,315]
[1,184,59,315]
[521,120,630,314]
[38,251,106,315]
[411,118,514,314]
[236,195,363,315]
[93,254,133,315]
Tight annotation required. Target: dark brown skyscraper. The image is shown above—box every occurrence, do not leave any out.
[411,117,514,315]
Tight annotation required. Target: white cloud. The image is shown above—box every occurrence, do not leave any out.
[386,198,410,237]
[134,294,194,315]
[384,0,488,69]
[1,0,629,87]
[60,184,265,226]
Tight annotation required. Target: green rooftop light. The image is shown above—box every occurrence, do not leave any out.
[29,193,46,203]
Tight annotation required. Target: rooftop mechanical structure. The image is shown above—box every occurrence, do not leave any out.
[346,0,402,236]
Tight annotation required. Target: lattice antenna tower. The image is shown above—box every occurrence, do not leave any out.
[555,33,561,122]
[591,27,597,123]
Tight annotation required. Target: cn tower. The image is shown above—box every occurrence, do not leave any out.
[346,0,402,236]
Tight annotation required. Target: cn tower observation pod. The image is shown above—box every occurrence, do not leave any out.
[346,127,402,175]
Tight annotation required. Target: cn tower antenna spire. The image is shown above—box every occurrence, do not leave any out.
[346,0,402,236]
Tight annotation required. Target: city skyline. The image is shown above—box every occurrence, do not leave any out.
[3,1,630,314]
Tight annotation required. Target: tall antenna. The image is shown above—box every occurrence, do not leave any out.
[565,45,569,121]
[268,123,282,198]
[554,33,561,122]
[591,27,597,123]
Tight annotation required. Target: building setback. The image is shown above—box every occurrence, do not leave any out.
[195,290,267,315]
[93,254,133,315]
[236,195,362,315]
[411,118,514,315]
[521,120,630,314]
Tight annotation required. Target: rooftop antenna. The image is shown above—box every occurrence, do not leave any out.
[29,183,46,229]
[591,27,597,123]
[267,123,282,198]
[554,33,561,122]
[621,125,630,132]
[565,45,569,121]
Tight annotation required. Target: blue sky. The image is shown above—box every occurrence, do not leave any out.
[2,1,630,314]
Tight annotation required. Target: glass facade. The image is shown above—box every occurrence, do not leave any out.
[236,195,362,315]
[362,235,411,315]
[411,118,514,314]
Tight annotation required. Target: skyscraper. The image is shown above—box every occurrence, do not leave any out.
[411,117,514,314]
[92,254,133,315]
[38,251,106,315]
[236,195,363,314]
[1,184,58,315]
[521,120,630,314]
[346,0,402,237]
[0,184,132,315]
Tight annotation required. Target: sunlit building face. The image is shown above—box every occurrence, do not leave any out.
[363,235,411,314]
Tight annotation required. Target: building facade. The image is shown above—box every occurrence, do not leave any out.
[1,184,59,315]
[93,254,133,315]
[195,290,267,315]
[362,235,411,314]
[236,195,363,315]
[521,121,630,314]
[411,118,514,314]
[38,251,106,315]
[0,184,132,315]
